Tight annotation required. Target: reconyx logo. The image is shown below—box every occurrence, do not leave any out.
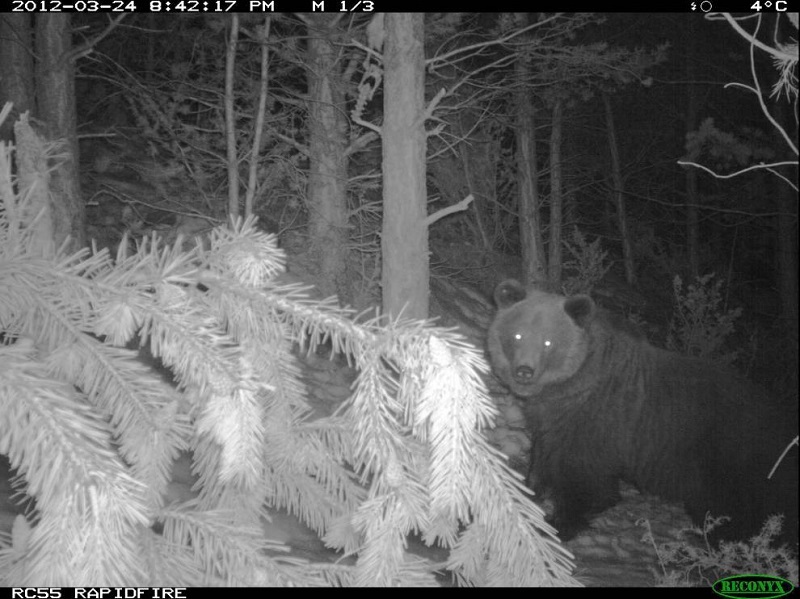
[712,574,794,599]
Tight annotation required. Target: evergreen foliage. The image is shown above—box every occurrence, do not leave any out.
[0,126,576,586]
[667,273,742,365]
[561,228,612,296]
[649,515,798,587]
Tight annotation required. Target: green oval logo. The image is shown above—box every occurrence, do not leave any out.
[712,574,794,599]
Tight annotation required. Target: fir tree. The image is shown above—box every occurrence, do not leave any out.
[0,113,577,587]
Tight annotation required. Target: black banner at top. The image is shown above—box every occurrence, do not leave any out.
[2,0,783,13]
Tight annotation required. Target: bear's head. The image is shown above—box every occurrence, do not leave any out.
[488,279,595,398]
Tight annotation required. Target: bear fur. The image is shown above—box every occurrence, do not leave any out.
[487,279,798,542]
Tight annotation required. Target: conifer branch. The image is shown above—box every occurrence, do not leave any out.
[0,124,577,586]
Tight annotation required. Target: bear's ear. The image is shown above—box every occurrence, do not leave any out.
[563,295,595,328]
[494,279,527,308]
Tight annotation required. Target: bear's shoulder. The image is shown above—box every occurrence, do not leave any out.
[592,307,645,342]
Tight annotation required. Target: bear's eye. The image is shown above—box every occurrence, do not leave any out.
[514,333,523,341]
[543,339,553,349]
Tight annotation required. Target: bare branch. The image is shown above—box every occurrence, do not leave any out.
[425,194,474,227]
[678,159,799,191]
[344,131,379,157]
[70,14,127,62]
[272,131,310,157]
[717,13,799,156]
[352,114,382,135]
[712,12,798,62]
[426,14,563,70]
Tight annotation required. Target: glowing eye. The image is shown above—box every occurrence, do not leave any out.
[544,339,552,348]
[514,333,523,341]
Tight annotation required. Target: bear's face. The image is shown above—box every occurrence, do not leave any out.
[488,280,594,398]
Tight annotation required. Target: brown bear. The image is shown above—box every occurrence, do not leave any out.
[487,279,798,542]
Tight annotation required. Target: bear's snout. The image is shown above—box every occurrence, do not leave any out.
[514,365,536,382]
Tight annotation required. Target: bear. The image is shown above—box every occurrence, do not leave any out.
[487,278,798,543]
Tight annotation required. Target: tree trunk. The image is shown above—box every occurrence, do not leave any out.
[775,176,798,395]
[381,13,428,319]
[0,14,35,141]
[602,93,635,286]
[14,116,56,254]
[514,14,546,287]
[456,116,493,254]
[305,14,350,302]
[225,14,240,221]
[35,14,86,251]
[547,99,564,288]
[244,16,271,219]
[773,101,798,395]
